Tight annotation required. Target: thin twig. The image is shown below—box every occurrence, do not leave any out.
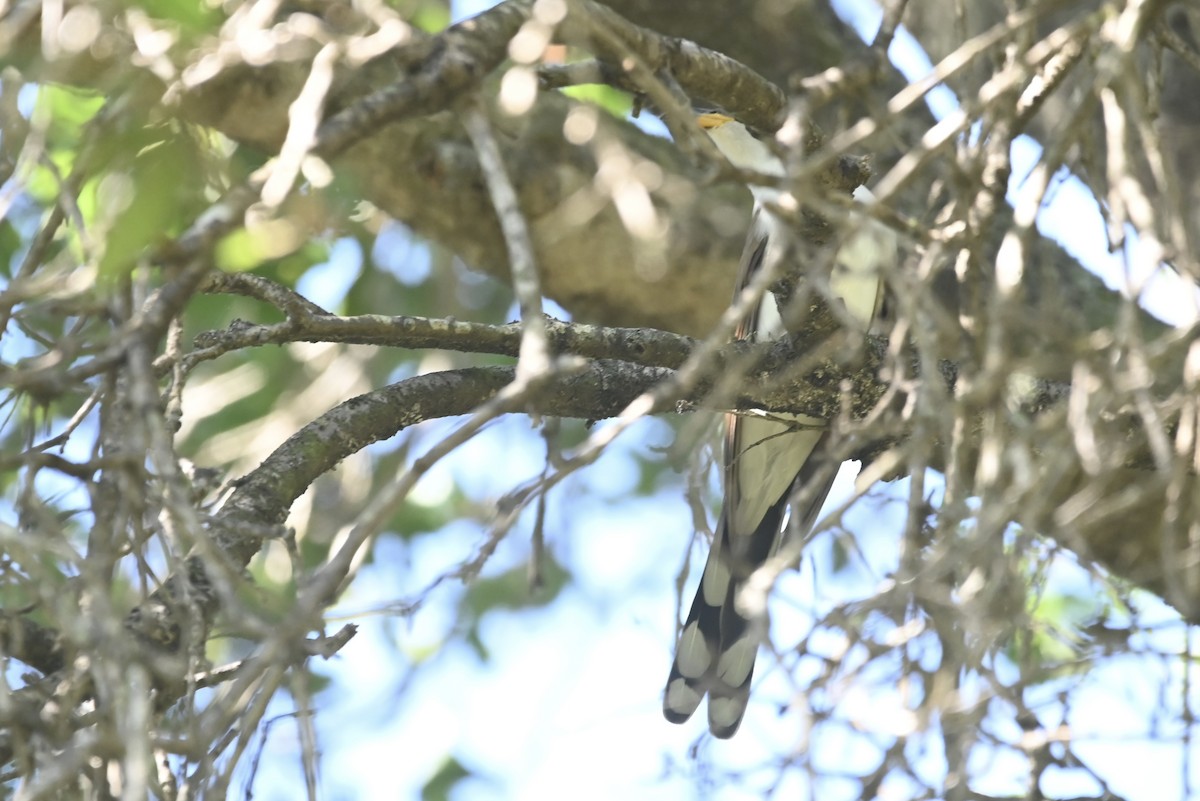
[462,102,551,380]
[261,41,342,208]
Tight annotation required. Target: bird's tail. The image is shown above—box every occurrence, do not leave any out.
[662,498,788,738]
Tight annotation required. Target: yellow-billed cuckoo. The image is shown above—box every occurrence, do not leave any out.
[663,112,894,738]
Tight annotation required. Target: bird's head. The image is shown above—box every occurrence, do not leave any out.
[694,111,783,177]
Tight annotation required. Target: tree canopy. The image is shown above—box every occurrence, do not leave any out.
[1,0,1199,798]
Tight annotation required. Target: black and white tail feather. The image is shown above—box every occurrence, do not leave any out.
[663,115,893,738]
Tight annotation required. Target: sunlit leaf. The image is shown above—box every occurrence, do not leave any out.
[36,85,104,151]
[411,2,450,34]
[561,84,634,118]
[1005,589,1104,676]
[98,128,207,278]
[133,0,222,37]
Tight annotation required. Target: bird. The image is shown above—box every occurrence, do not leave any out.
[662,111,895,738]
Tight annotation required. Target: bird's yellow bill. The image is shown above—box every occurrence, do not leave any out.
[697,111,734,130]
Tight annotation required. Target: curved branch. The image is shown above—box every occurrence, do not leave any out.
[184,311,698,371]
[313,0,536,159]
[0,613,64,675]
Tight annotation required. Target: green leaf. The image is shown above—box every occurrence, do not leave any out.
[561,84,634,118]
[1005,589,1105,677]
[411,2,450,34]
[97,128,207,279]
[454,553,572,661]
[0,218,20,278]
[215,228,330,276]
[461,556,569,620]
[421,756,471,801]
[215,227,275,273]
[26,150,80,207]
[133,0,222,37]
[37,85,105,151]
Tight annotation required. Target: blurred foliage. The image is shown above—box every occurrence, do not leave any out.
[0,0,608,691]
[421,755,472,801]
[93,125,210,279]
[3,2,1170,797]
[133,0,224,40]
[412,3,452,34]
[28,86,104,161]
[0,219,20,277]
[460,556,570,660]
[1012,587,1110,675]
[561,83,633,119]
